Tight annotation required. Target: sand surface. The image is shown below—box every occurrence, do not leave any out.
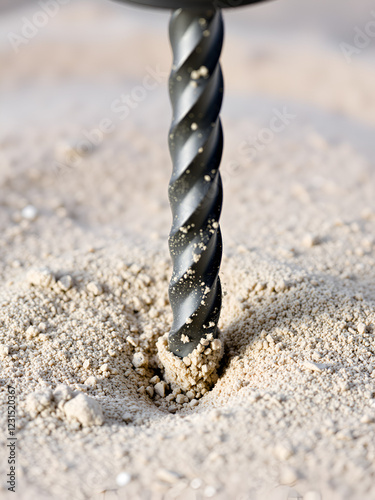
[1,0,375,499]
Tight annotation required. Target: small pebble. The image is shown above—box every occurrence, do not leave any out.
[183,357,191,366]
[26,326,38,339]
[302,360,329,372]
[274,443,294,461]
[27,268,55,288]
[22,205,38,221]
[116,472,131,487]
[156,468,181,484]
[176,394,188,404]
[279,466,299,485]
[84,376,97,387]
[186,391,195,400]
[0,344,10,357]
[302,234,319,248]
[154,381,168,398]
[357,323,366,334]
[126,336,139,347]
[87,282,103,296]
[146,386,154,398]
[63,393,104,427]
[58,275,73,291]
[211,339,221,351]
[204,486,217,498]
[132,352,148,368]
[191,478,202,489]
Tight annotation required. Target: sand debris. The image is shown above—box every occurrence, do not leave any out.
[63,393,104,427]
[157,333,224,392]
[27,267,56,288]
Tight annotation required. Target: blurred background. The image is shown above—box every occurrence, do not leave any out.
[1,0,375,268]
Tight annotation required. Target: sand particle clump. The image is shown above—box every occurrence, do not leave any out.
[25,385,104,427]
[63,393,105,427]
[157,333,224,392]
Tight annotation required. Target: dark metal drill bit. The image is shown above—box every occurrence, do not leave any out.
[167,9,224,357]
[113,0,271,361]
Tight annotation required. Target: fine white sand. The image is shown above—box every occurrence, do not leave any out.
[1,1,375,499]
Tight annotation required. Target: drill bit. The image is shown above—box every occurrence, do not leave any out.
[167,8,224,358]
[113,0,271,365]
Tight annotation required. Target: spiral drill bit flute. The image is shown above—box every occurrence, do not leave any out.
[167,9,224,358]
[115,0,268,369]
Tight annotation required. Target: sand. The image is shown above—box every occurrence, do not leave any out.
[1,0,375,499]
